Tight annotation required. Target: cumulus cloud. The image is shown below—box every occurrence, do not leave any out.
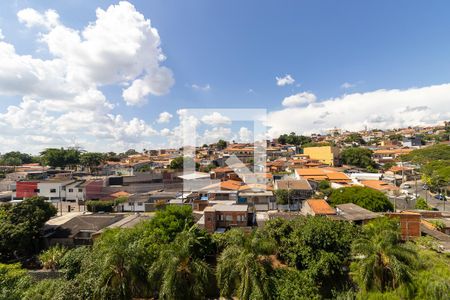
[238,127,252,142]
[17,8,59,29]
[282,92,316,107]
[0,2,172,152]
[268,84,450,137]
[200,127,232,144]
[157,111,173,123]
[201,112,231,126]
[276,74,295,86]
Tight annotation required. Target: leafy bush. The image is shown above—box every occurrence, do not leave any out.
[39,245,67,270]
[329,186,394,212]
[86,200,115,212]
[415,197,432,210]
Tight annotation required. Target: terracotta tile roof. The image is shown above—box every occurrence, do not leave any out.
[110,191,131,198]
[326,172,351,181]
[220,180,245,191]
[388,166,413,172]
[361,180,399,191]
[306,199,336,215]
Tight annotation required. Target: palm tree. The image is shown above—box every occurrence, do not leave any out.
[216,229,275,300]
[39,245,66,271]
[82,228,150,300]
[351,217,417,293]
[148,227,213,299]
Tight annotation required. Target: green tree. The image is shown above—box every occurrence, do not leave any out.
[39,245,67,270]
[59,246,90,280]
[271,268,321,300]
[329,186,394,212]
[217,139,228,150]
[278,132,312,146]
[79,152,105,173]
[351,217,417,293]
[0,151,34,166]
[169,156,199,170]
[274,189,290,205]
[145,205,194,243]
[275,216,358,294]
[216,229,275,300]
[40,148,80,169]
[0,196,57,262]
[149,227,213,299]
[77,227,152,300]
[415,197,431,210]
[23,278,79,300]
[344,133,366,145]
[341,147,375,168]
[0,263,31,300]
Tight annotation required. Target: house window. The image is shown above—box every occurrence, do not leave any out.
[137,202,143,206]
[68,189,73,193]
[78,188,83,192]
[34,189,40,193]
[50,189,56,193]
[216,215,220,221]
[225,215,232,221]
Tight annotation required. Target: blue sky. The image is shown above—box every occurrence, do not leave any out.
[0,1,450,153]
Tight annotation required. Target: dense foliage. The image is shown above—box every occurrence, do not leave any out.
[1,205,449,300]
[0,151,35,166]
[169,156,199,170]
[341,147,376,168]
[278,132,312,146]
[0,197,57,262]
[415,197,432,210]
[403,144,450,192]
[329,186,394,212]
[40,148,81,169]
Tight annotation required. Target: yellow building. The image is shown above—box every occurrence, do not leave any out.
[302,146,340,166]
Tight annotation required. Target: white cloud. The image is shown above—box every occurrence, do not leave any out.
[200,127,232,144]
[17,8,59,29]
[341,82,356,89]
[0,2,172,152]
[160,128,171,136]
[268,83,450,137]
[238,127,252,142]
[191,83,211,91]
[281,92,317,107]
[276,74,295,86]
[201,112,231,126]
[157,111,173,123]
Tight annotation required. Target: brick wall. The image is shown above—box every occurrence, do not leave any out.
[387,213,421,240]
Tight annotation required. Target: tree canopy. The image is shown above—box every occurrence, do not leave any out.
[40,148,81,169]
[216,139,228,150]
[278,132,312,146]
[169,156,199,170]
[329,186,394,212]
[0,151,35,166]
[341,147,376,168]
[0,196,57,262]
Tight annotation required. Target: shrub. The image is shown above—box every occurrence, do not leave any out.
[86,200,115,212]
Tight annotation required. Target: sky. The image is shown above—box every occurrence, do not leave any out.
[0,0,450,153]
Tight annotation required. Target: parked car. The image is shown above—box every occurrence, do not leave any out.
[402,184,412,189]
[434,194,445,201]
[422,185,429,190]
